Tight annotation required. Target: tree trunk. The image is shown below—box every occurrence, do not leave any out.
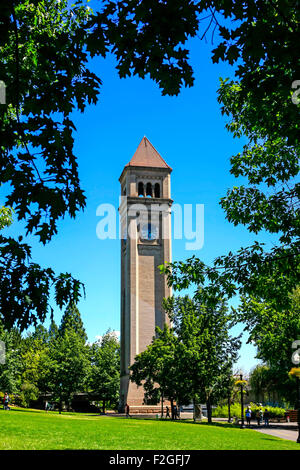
[161,392,164,418]
[102,400,105,414]
[193,397,196,422]
[171,398,174,420]
[207,398,212,424]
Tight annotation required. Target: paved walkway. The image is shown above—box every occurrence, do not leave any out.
[254,426,299,442]
[212,418,300,442]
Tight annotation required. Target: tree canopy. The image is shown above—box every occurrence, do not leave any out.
[237,287,300,404]
[130,293,241,420]
[90,330,120,412]
[0,305,121,411]
[160,1,299,311]
[0,1,299,332]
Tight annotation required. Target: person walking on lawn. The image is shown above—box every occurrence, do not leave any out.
[3,392,10,410]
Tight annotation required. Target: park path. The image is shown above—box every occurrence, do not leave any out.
[254,426,299,442]
[212,417,299,443]
[192,415,300,443]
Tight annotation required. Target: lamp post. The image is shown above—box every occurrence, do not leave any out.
[289,367,300,443]
[227,374,233,423]
[240,373,245,429]
[290,341,300,443]
[297,375,300,444]
[228,390,232,424]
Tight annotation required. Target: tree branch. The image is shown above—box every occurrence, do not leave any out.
[11,3,44,185]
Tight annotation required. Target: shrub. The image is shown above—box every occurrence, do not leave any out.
[212,404,242,418]
[212,402,286,419]
[248,403,286,419]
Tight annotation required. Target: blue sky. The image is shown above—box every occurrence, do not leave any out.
[2,30,279,373]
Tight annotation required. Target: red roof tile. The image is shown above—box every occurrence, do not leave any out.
[126,137,172,170]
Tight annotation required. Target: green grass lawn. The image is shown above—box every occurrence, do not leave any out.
[1,407,300,450]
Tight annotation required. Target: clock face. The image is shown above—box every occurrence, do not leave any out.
[141,223,158,241]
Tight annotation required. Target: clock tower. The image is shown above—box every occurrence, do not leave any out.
[119,137,173,411]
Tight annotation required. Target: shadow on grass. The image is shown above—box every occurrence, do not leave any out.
[0,407,46,415]
[111,416,240,429]
[0,407,80,416]
[4,408,119,419]
[114,416,299,433]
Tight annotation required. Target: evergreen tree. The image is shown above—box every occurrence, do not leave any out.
[48,320,59,341]
[31,324,49,344]
[59,303,87,343]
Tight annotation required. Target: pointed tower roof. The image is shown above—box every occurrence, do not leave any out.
[125,137,172,170]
